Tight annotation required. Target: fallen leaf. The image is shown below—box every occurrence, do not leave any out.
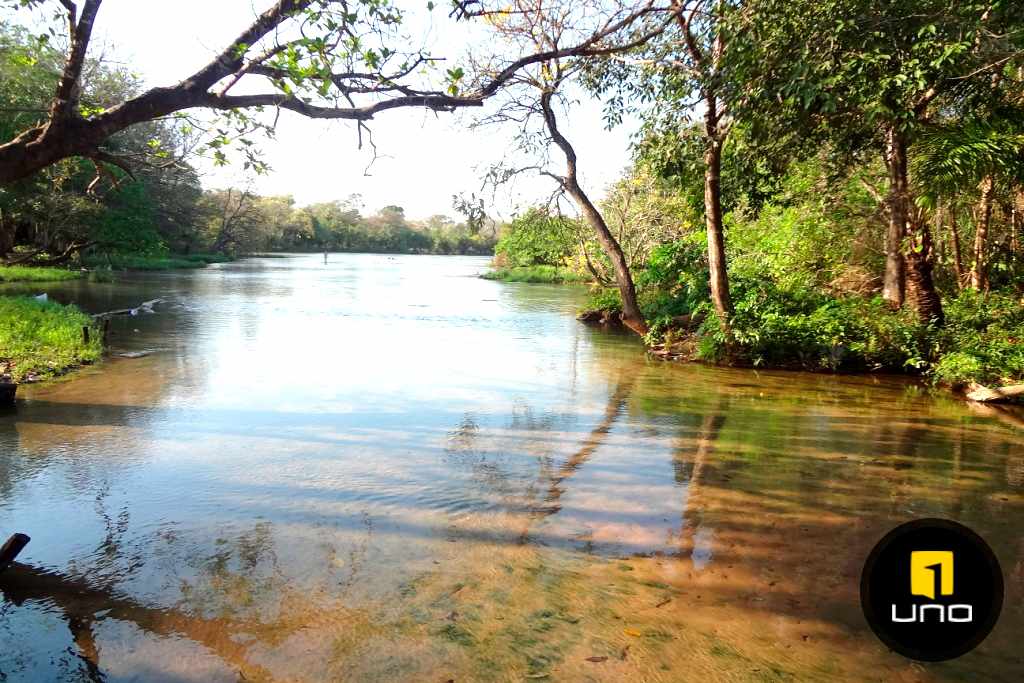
[624,628,642,637]
[585,656,608,663]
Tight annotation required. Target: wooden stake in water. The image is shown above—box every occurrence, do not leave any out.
[0,533,30,573]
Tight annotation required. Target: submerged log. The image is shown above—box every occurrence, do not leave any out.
[966,383,1024,403]
[577,309,625,327]
[0,382,15,406]
[91,298,162,319]
[0,533,30,573]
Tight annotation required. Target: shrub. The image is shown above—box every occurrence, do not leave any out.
[0,297,102,381]
[493,208,578,268]
[482,266,589,283]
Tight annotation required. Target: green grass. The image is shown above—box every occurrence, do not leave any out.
[0,296,102,382]
[0,265,84,283]
[82,253,233,271]
[482,265,590,284]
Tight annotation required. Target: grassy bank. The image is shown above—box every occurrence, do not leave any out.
[482,265,590,284]
[0,297,102,382]
[0,265,84,283]
[82,253,233,271]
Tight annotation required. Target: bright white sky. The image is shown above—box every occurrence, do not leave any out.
[55,0,639,220]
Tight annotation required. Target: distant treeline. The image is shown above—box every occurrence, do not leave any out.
[215,193,498,256]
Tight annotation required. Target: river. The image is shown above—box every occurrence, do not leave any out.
[1,254,1021,681]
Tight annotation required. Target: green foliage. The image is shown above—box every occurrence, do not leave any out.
[493,208,578,268]
[91,181,165,255]
[0,296,102,382]
[482,266,589,284]
[0,23,206,263]
[584,287,624,315]
[637,123,790,217]
[267,198,496,255]
[632,236,711,336]
[931,291,1024,386]
[629,150,1023,387]
[695,278,931,372]
[0,265,83,282]
[913,115,1024,204]
[725,0,1013,136]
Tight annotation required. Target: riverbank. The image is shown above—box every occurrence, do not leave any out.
[81,253,233,271]
[0,254,233,284]
[580,287,1024,398]
[0,265,84,283]
[0,296,102,383]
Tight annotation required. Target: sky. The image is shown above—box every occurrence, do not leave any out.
[40,0,640,220]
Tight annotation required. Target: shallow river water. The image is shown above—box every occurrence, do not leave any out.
[0,254,1022,682]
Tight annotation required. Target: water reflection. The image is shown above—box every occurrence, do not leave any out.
[1,254,1022,681]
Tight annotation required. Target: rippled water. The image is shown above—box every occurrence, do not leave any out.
[1,254,1022,682]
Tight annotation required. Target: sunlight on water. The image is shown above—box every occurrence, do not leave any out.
[1,254,1022,681]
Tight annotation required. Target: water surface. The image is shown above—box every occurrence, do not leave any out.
[1,254,1022,681]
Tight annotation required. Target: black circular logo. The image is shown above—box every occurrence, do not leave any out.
[860,518,1003,661]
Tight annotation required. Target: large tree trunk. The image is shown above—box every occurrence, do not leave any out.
[0,209,14,259]
[540,92,647,335]
[882,127,908,307]
[905,221,944,325]
[885,127,943,324]
[970,174,994,290]
[703,123,732,324]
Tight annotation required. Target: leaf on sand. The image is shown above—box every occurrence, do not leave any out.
[585,656,608,663]
[624,628,642,637]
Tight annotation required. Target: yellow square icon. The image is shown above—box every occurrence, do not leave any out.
[910,551,954,599]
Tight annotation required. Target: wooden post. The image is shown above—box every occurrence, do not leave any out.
[102,318,111,343]
[82,325,90,345]
[0,382,15,406]
[0,533,30,573]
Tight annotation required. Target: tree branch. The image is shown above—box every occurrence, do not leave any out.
[49,0,102,121]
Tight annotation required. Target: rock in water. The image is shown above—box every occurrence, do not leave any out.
[966,382,1024,403]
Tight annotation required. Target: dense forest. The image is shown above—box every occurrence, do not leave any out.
[1,0,1023,389]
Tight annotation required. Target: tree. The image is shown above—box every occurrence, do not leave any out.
[596,164,692,275]
[0,23,205,263]
[913,111,1024,291]
[726,0,1024,324]
[493,207,578,268]
[589,0,740,327]
[0,0,671,184]
[472,0,673,335]
[204,188,260,253]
